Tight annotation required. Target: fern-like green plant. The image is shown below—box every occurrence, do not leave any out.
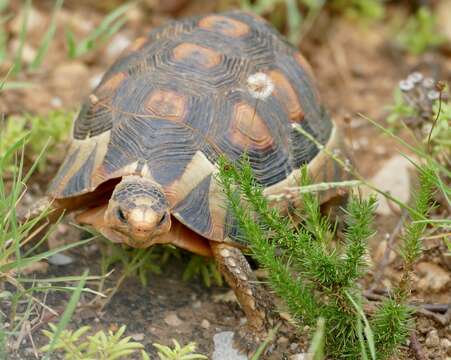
[217,151,439,358]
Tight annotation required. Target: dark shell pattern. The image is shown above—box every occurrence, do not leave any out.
[48,11,334,243]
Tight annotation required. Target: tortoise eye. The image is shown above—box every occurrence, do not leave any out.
[158,212,168,226]
[116,208,127,223]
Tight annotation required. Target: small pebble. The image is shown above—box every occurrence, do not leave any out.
[192,301,202,309]
[290,354,311,360]
[50,97,63,108]
[440,338,451,351]
[164,312,183,327]
[89,73,103,89]
[48,253,74,266]
[277,336,289,344]
[131,333,145,341]
[106,33,131,59]
[290,342,299,351]
[201,319,210,329]
[417,262,450,292]
[425,330,440,348]
[212,331,246,360]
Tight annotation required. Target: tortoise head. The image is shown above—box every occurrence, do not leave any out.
[104,176,171,248]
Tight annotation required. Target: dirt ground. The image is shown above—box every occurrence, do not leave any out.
[1,1,450,359]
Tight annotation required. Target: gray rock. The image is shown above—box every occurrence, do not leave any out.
[48,253,74,266]
[212,331,247,360]
[361,155,413,215]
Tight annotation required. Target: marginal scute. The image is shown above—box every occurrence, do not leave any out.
[206,172,227,240]
[229,101,273,148]
[172,43,221,69]
[164,150,217,207]
[145,90,187,121]
[268,69,304,122]
[97,71,126,94]
[198,15,250,38]
[293,52,319,99]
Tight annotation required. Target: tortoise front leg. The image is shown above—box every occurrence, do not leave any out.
[210,242,275,353]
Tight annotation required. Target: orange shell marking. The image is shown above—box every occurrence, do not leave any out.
[145,90,187,121]
[172,43,221,69]
[198,15,250,38]
[97,72,126,94]
[268,70,304,122]
[230,102,273,148]
[125,36,148,53]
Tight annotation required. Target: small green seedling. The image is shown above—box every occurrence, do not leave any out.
[397,6,446,55]
[182,255,223,287]
[1,110,73,172]
[240,0,325,45]
[331,0,384,21]
[41,324,144,360]
[153,339,207,360]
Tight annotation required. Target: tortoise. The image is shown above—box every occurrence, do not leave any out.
[38,10,347,351]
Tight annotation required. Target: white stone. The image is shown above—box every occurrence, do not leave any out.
[10,6,45,34]
[290,354,312,360]
[9,40,36,64]
[417,262,450,292]
[425,330,440,348]
[106,33,132,60]
[201,319,210,329]
[48,253,74,266]
[212,331,247,360]
[131,333,144,341]
[89,73,103,89]
[373,239,397,265]
[361,155,413,215]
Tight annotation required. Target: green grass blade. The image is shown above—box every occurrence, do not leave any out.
[308,317,325,360]
[41,269,89,360]
[12,0,31,75]
[345,290,376,360]
[0,81,35,90]
[0,237,94,273]
[71,1,134,58]
[29,0,63,70]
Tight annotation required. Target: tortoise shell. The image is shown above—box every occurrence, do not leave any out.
[48,11,339,244]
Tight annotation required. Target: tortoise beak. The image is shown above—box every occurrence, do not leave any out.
[123,209,171,248]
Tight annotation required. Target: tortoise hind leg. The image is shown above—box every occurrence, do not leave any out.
[210,242,275,355]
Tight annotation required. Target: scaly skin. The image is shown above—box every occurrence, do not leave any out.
[210,242,276,355]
